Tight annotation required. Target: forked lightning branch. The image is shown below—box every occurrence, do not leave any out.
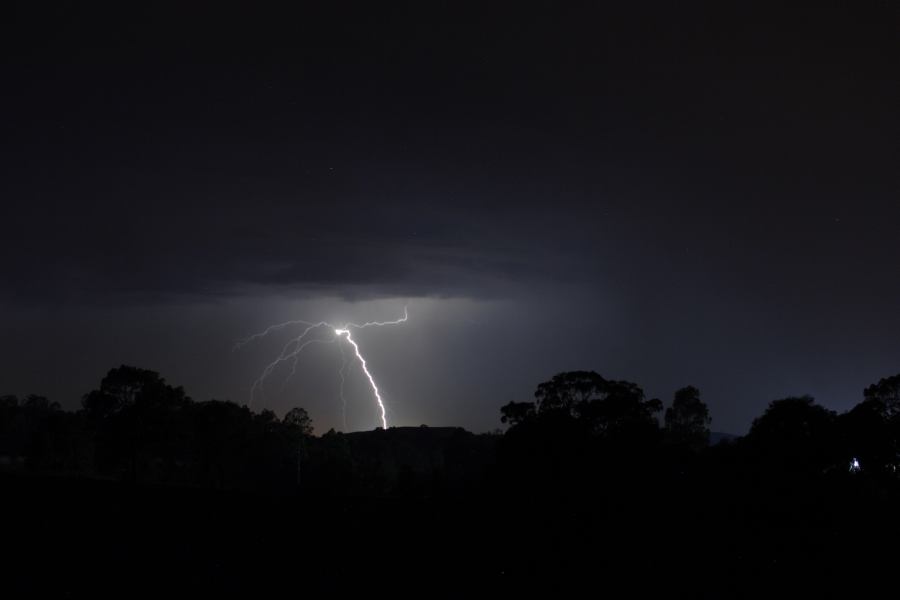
[235,306,408,429]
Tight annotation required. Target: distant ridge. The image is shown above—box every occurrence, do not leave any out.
[710,431,739,445]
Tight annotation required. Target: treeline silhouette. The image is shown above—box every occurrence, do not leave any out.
[1,365,497,494]
[4,365,900,595]
[5,365,900,491]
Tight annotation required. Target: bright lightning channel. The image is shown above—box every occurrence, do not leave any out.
[334,328,388,429]
[337,337,350,432]
[239,306,408,430]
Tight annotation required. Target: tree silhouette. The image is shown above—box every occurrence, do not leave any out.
[664,386,711,450]
[82,365,191,481]
[863,373,900,420]
[82,365,189,420]
[282,407,314,486]
[534,370,609,416]
[499,401,536,426]
[499,371,663,445]
[746,395,839,473]
[21,395,61,412]
[574,377,662,441]
[283,407,313,435]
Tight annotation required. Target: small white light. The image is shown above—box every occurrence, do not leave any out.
[849,457,861,473]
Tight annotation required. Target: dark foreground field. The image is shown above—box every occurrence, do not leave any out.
[7,369,900,596]
[5,466,898,598]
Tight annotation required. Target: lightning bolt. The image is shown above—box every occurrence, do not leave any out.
[334,328,387,429]
[344,307,409,330]
[237,306,408,430]
[337,338,349,431]
[247,321,332,405]
[233,319,323,351]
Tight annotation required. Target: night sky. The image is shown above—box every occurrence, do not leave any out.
[2,1,898,434]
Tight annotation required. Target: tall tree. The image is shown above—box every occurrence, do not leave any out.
[664,386,711,450]
[863,374,900,420]
[529,370,662,439]
[533,371,608,416]
[747,396,838,473]
[81,365,189,419]
[283,407,314,436]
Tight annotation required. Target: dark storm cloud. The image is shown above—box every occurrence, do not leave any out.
[2,0,623,303]
[0,167,595,303]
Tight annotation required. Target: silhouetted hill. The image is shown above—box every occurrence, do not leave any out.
[709,431,739,445]
[304,426,498,496]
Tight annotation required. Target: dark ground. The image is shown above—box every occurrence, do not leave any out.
[5,465,897,598]
[6,370,900,597]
